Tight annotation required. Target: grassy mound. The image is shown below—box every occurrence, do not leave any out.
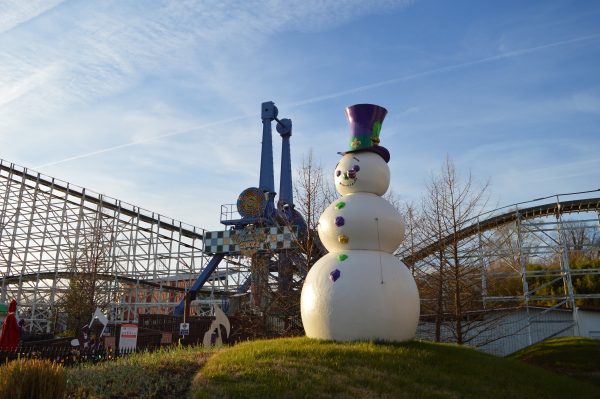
[66,346,211,398]
[190,337,598,399]
[510,336,600,387]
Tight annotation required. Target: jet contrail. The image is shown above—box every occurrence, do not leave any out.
[34,113,254,168]
[283,33,600,108]
[37,33,600,168]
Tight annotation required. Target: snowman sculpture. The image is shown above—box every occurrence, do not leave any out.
[300,104,420,342]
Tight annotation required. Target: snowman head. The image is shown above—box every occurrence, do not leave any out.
[334,152,390,196]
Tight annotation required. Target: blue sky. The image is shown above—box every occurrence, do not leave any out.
[1,0,599,230]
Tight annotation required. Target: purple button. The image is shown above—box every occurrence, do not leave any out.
[330,269,341,282]
[335,216,345,227]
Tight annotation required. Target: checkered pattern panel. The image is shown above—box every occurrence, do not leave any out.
[203,226,297,254]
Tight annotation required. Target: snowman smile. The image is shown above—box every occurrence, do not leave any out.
[340,171,358,186]
[340,178,357,187]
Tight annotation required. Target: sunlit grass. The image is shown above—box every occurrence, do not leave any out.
[60,336,600,398]
[190,337,598,399]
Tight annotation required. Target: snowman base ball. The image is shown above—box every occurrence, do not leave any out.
[300,250,420,342]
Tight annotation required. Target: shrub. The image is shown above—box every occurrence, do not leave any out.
[66,345,211,398]
[0,358,66,399]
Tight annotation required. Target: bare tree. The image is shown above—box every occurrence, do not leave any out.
[420,173,449,341]
[419,156,490,344]
[562,219,593,253]
[293,150,335,271]
[484,223,531,304]
[396,201,423,276]
[61,213,114,333]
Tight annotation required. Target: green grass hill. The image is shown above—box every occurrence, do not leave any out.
[510,336,600,387]
[189,337,599,399]
[50,336,600,398]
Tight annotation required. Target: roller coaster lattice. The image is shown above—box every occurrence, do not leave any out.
[0,158,248,333]
[2,149,598,338]
[397,190,600,306]
[1,104,599,343]
[397,189,600,353]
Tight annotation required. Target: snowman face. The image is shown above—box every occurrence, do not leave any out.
[334,152,390,196]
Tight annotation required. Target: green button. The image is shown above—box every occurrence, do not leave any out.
[337,254,348,261]
[335,202,346,209]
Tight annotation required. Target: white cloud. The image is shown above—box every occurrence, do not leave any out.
[0,62,61,109]
[0,0,65,34]
[0,1,412,119]
[0,0,414,202]
[1,0,598,233]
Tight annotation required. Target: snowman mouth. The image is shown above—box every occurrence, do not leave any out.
[340,178,357,187]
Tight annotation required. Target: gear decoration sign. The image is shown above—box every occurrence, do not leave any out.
[203,226,297,255]
[237,187,266,218]
[231,224,268,257]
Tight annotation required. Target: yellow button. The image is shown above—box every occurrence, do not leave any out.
[338,235,349,244]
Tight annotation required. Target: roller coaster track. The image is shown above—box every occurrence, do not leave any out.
[1,158,242,332]
[3,153,599,338]
[0,160,204,242]
[399,193,600,265]
[0,271,235,292]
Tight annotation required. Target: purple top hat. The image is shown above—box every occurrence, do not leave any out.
[342,104,390,163]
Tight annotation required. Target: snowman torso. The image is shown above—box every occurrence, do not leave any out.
[318,193,405,253]
[300,127,420,342]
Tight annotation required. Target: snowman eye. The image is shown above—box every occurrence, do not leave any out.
[352,165,360,172]
[336,170,341,177]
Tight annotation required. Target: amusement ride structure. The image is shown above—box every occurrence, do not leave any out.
[0,101,311,333]
[173,101,308,317]
[0,101,598,354]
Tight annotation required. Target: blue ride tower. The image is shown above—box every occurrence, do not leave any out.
[174,101,306,316]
